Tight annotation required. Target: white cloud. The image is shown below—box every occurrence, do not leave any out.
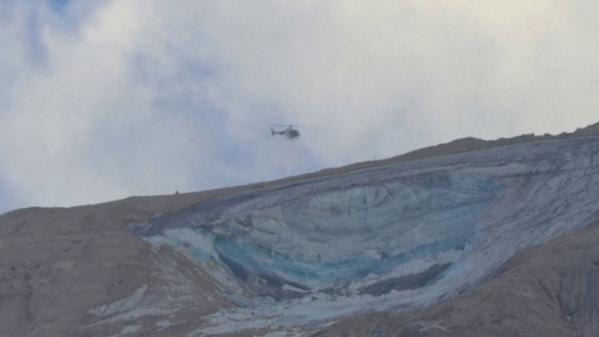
[1,0,599,210]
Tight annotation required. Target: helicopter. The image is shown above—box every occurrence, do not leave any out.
[271,124,301,140]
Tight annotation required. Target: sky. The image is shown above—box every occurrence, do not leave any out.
[2,0,599,213]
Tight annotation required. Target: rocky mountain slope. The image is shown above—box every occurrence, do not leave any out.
[2,123,599,337]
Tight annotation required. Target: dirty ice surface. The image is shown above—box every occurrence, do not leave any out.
[140,136,599,335]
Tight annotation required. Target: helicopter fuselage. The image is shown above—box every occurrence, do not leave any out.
[271,126,300,139]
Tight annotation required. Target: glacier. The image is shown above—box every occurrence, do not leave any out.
[136,136,599,334]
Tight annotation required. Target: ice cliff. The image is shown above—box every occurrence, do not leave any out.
[135,135,599,334]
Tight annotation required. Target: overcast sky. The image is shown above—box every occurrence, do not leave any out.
[2,0,599,213]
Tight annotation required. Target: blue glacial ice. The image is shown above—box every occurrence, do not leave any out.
[140,136,599,334]
[147,174,498,296]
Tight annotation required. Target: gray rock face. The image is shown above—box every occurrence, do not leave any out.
[3,124,599,337]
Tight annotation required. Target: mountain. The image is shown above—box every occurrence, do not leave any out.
[3,123,599,337]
